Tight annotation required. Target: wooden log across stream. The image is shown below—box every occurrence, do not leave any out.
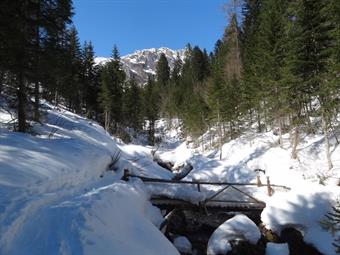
[122,170,291,212]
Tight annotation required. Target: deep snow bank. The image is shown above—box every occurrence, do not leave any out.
[156,123,340,254]
[207,214,261,255]
[1,181,178,255]
[0,103,178,255]
[261,186,338,255]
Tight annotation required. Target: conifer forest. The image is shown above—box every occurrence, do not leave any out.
[0,1,339,255]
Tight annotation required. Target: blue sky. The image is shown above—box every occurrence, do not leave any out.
[73,0,230,57]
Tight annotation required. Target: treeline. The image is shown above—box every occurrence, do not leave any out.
[0,0,339,169]
[153,0,340,169]
[0,0,154,144]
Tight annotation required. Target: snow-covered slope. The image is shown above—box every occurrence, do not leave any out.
[95,47,185,85]
[0,102,178,255]
[155,120,340,254]
[1,101,339,254]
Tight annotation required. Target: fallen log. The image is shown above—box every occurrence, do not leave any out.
[173,163,193,180]
[152,150,174,172]
[154,158,174,172]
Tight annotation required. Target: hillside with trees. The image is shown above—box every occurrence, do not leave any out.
[0,1,339,254]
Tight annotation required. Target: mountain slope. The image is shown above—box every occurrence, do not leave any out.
[95,47,185,84]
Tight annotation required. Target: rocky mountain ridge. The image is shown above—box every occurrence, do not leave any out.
[95,47,186,85]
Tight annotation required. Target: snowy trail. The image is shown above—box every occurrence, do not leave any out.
[0,173,115,252]
[0,106,179,255]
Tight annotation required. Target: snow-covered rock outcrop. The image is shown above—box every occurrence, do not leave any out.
[95,47,185,85]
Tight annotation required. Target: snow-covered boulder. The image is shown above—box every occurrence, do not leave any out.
[207,214,261,255]
[173,236,192,254]
[261,188,338,255]
[266,243,289,255]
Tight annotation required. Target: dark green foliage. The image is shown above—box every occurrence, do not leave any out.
[123,76,143,131]
[62,26,83,112]
[323,201,340,252]
[98,45,126,133]
[0,0,339,152]
[144,76,159,145]
[81,41,100,118]
[174,45,210,136]
[0,0,73,132]
[156,53,170,87]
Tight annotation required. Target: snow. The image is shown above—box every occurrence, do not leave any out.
[261,187,338,255]
[173,236,192,254]
[207,214,261,255]
[95,47,186,85]
[266,243,289,255]
[3,181,178,255]
[1,101,339,255]
[155,120,340,254]
[117,143,174,179]
[0,102,179,255]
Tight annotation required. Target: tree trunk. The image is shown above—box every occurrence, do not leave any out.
[257,110,261,133]
[330,122,339,145]
[0,70,4,95]
[291,125,299,159]
[249,110,253,129]
[54,90,59,106]
[33,0,40,123]
[148,120,155,145]
[321,110,333,171]
[303,102,314,134]
[33,81,40,122]
[217,107,223,160]
[17,72,26,132]
[278,116,283,148]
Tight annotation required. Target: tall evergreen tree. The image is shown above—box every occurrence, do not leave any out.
[156,53,171,116]
[123,75,142,131]
[156,53,170,87]
[144,75,159,145]
[295,0,334,168]
[0,0,73,132]
[81,41,99,118]
[62,26,82,112]
[99,45,125,133]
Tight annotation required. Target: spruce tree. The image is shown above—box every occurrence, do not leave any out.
[144,76,159,145]
[299,0,334,169]
[0,0,73,132]
[81,41,99,118]
[62,26,83,112]
[156,53,170,87]
[99,45,125,133]
[240,0,263,130]
[155,53,171,116]
[123,76,142,131]
[167,53,183,117]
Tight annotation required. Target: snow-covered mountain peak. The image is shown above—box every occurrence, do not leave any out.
[95,47,186,85]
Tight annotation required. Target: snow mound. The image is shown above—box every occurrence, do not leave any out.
[266,243,289,255]
[173,236,192,254]
[207,214,261,255]
[261,187,339,255]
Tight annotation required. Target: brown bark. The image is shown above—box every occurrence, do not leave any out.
[278,116,283,148]
[17,72,26,132]
[291,125,299,159]
[321,111,333,171]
